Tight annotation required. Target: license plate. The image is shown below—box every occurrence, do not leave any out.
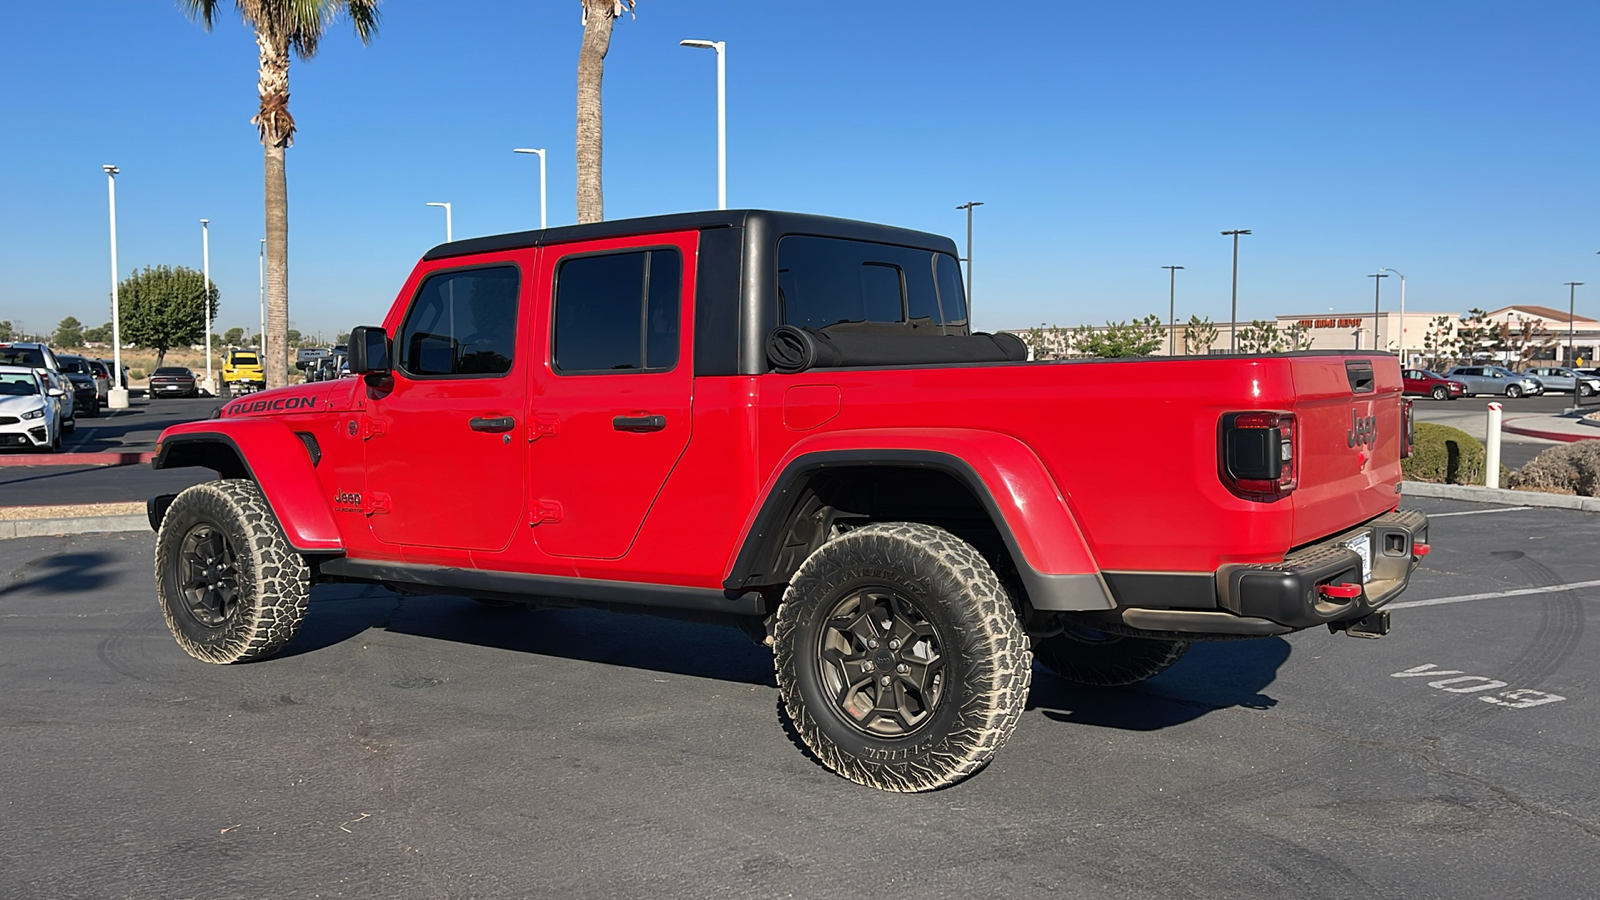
[1345,534,1372,583]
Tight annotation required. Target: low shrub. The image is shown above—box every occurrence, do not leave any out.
[1403,423,1486,485]
[1509,440,1600,496]
[129,368,146,381]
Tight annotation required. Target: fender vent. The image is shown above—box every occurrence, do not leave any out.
[295,431,322,467]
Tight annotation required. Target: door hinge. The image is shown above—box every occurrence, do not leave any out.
[528,500,563,526]
[362,417,389,441]
[527,414,560,442]
[362,492,392,516]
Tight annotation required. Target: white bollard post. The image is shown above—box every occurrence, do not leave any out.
[1485,402,1503,488]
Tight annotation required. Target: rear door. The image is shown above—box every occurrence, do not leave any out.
[526,231,697,560]
[362,259,530,552]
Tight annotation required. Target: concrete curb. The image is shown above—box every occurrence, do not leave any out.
[0,451,157,468]
[1501,421,1597,443]
[0,515,150,540]
[1402,480,1600,513]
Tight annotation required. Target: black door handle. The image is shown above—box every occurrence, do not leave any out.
[612,414,666,433]
[469,416,516,433]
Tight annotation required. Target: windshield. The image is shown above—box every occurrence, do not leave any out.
[0,347,45,368]
[0,373,41,396]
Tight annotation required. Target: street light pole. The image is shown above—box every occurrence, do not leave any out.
[1568,281,1580,361]
[957,202,984,315]
[1368,272,1389,351]
[680,39,727,210]
[513,148,548,229]
[103,165,129,409]
[1380,267,1405,365]
[426,202,453,243]
[1162,265,1184,356]
[1221,230,1251,352]
[200,219,214,395]
[258,238,266,357]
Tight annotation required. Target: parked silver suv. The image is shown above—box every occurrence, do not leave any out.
[1522,367,1600,398]
[1443,365,1544,398]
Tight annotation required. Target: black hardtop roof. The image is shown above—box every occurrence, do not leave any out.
[423,209,959,262]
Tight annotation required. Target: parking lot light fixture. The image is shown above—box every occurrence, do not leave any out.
[426,202,453,243]
[1368,272,1389,350]
[103,164,129,410]
[1162,266,1184,356]
[957,202,984,313]
[1381,268,1406,365]
[679,39,727,210]
[513,148,548,229]
[1221,230,1251,352]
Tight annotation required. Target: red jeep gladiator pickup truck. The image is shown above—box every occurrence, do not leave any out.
[148,209,1427,791]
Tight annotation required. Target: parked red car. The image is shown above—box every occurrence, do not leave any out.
[1402,368,1465,401]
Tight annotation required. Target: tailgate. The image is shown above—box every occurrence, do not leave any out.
[1288,356,1404,547]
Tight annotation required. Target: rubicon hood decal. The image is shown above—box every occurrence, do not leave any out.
[222,394,318,416]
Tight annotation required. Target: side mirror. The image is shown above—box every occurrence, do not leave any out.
[348,326,391,375]
[47,388,65,398]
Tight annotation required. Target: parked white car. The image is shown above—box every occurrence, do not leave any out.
[1522,367,1600,398]
[0,365,63,452]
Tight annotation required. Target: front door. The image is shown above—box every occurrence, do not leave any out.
[363,260,530,552]
[527,232,697,560]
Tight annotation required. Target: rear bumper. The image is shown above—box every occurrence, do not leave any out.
[1083,509,1428,637]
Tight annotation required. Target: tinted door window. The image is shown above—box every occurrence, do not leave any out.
[398,266,520,377]
[777,235,965,334]
[554,249,681,373]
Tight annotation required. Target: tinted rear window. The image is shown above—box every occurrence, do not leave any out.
[230,354,259,365]
[0,347,45,368]
[153,368,189,376]
[776,236,967,335]
[58,357,91,374]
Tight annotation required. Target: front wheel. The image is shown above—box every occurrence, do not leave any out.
[155,479,310,664]
[1581,384,1595,398]
[1431,386,1449,401]
[1505,384,1523,399]
[1034,627,1190,686]
[773,522,1031,792]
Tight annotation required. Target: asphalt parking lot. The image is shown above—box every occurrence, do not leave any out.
[0,495,1594,899]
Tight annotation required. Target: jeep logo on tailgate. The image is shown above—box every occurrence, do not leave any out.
[1347,409,1377,448]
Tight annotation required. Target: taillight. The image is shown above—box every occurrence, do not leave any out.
[1219,411,1297,502]
[1401,398,1414,459]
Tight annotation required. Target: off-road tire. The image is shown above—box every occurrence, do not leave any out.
[154,479,310,664]
[1505,384,1523,399]
[773,522,1031,792]
[1430,386,1449,401]
[1034,628,1190,686]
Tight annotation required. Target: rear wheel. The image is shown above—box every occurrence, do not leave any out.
[1505,384,1523,399]
[155,479,310,664]
[1430,385,1449,401]
[773,522,1031,792]
[1034,627,1190,686]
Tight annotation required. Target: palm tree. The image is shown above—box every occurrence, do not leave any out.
[576,0,634,224]
[179,0,381,389]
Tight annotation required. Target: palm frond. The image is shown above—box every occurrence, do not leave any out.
[176,0,222,29]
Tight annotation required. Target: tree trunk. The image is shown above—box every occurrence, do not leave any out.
[576,2,615,225]
[264,142,289,388]
[256,31,293,389]
[155,349,167,370]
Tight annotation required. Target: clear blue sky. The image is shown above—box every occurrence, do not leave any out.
[2,1,1595,340]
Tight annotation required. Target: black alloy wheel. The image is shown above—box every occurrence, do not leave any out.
[815,587,946,738]
[1431,385,1449,401]
[774,522,1031,792]
[176,524,242,629]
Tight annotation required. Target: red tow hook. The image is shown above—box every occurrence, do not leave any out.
[1319,583,1363,600]
[1413,542,1431,557]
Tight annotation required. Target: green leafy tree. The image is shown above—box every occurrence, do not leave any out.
[0,321,12,341]
[576,0,636,223]
[117,265,221,369]
[1072,314,1165,358]
[1182,315,1219,356]
[286,329,303,347]
[335,331,351,345]
[1282,321,1313,351]
[1456,309,1496,364]
[223,327,246,346]
[1236,319,1281,354]
[179,0,382,389]
[81,321,113,344]
[54,317,84,348]
[1422,315,1460,371]
[1020,324,1072,360]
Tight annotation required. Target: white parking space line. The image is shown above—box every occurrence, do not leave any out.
[1428,507,1534,518]
[67,428,99,451]
[1390,578,1600,610]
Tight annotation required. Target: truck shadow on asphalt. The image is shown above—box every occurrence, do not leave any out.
[0,552,119,597]
[290,586,1290,730]
[1026,638,1291,730]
